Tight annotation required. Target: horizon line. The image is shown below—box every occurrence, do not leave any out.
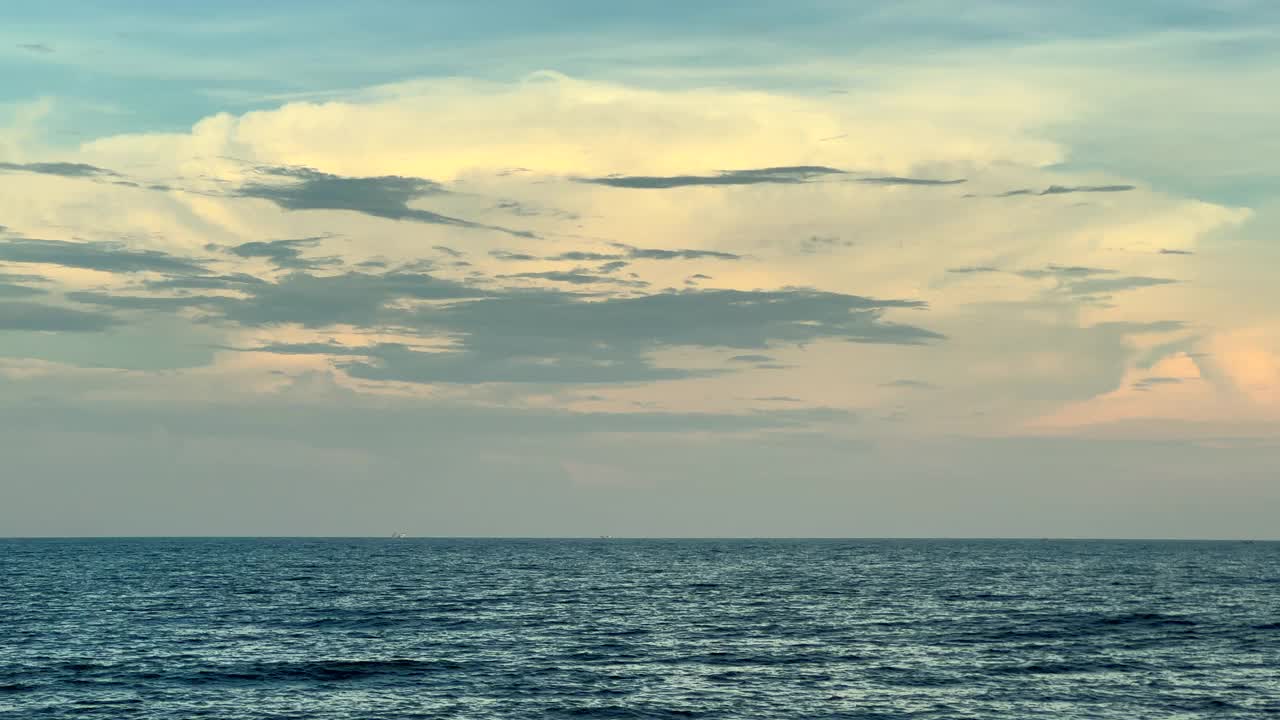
[2,535,1276,542]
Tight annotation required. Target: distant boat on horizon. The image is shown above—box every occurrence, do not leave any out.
[391,531,407,539]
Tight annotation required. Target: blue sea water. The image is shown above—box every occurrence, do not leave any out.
[1,539,1277,719]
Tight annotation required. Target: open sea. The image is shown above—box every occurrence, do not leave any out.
[1,538,1277,719]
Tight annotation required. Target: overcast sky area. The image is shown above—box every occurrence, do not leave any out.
[1,1,1278,538]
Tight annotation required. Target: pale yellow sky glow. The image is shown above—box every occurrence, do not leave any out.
[2,3,1278,537]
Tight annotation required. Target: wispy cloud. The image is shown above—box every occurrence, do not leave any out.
[0,238,206,275]
[236,166,534,237]
[0,161,116,178]
[1133,376,1184,391]
[223,237,341,270]
[577,165,845,189]
[0,301,117,332]
[881,379,938,390]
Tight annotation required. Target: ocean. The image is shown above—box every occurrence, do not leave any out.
[1,538,1276,718]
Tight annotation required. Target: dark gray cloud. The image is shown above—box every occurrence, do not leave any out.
[1135,336,1201,370]
[1016,264,1113,280]
[549,250,624,261]
[729,354,775,363]
[0,272,51,297]
[221,271,490,328]
[619,243,741,261]
[490,250,539,261]
[503,270,649,288]
[62,249,940,384]
[0,238,207,274]
[881,379,938,390]
[0,301,117,332]
[232,281,940,384]
[1159,249,1194,255]
[0,272,50,283]
[142,273,267,291]
[340,342,715,384]
[1133,376,1184,391]
[493,200,579,220]
[236,166,533,237]
[0,161,115,178]
[17,43,54,54]
[0,281,48,298]
[1066,276,1177,295]
[65,290,228,313]
[960,264,1175,299]
[754,396,802,402]
[577,165,845,189]
[69,269,488,329]
[856,176,965,186]
[796,235,854,254]
[598,261,629,273]
[433,245,464,258]
[547,245,742,262]
[972,184,1137,199]
[1038,184,1135,195]
[422,289,938,350]
[226,237,340,270]
[1091,320,1185,335]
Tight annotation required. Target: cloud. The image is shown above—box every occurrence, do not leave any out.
[618,243,741,261]
[339,342,716,384]
[1065,275,1177,295]
[0,238,206,275]
[0,273,51,298]
[1039,185,1136,195]
[754,396,802,402]
[0,301,117,332]
[421,289,939,351]
[1009,265,1177,297]
[993,184,1136,197]
[1090,320,1185,335]
[881,379,938,390]
[64,291,227,313]
[225,237,340,270]
[69,269,488,329]
[1159,249,1194,255]
[728,354,775,363]
[0,161,115,178]
[502,270,649,288]
[235,165,533,237]
[1015,264,1113,280]
[16,43,54,54]
[576,165,846,189]
[490,250,539,261]
[233,283,940,384]
[221,271,490,328]
[947,266,1000,274]
[142,273,268,291]
[795,235,854,255]
[1133,376,1184,391]
[543,245,742,262]
[0,281,48,298]
[547,251,624,261]
[855,176,965,186]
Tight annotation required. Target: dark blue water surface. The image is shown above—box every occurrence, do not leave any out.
[1,539,1277,718]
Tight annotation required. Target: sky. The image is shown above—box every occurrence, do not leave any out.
[1,1,1278,538]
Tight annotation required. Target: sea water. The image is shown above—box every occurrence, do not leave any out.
[2,538,1277,718]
